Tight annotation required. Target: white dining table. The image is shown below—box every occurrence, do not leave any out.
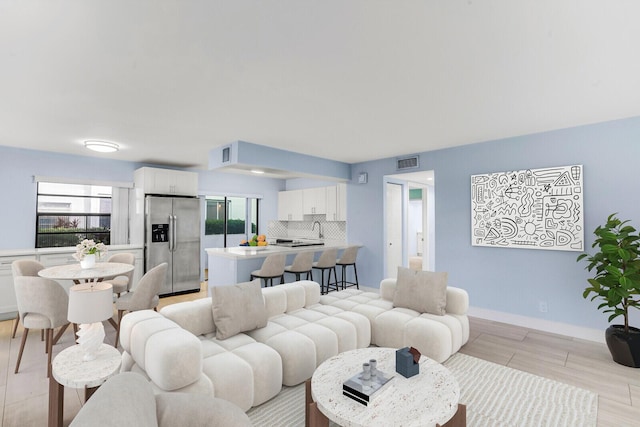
[38,262,135,332]
[38,262,134,285]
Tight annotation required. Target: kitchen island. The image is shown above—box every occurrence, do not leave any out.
[205,240,358,293]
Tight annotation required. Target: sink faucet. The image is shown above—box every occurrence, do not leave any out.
[312,221,324,239]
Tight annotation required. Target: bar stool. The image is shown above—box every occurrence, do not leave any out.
[312,248,338,294]
[336,246,360,290]
[250,254,286,287]
[284,251,314,282]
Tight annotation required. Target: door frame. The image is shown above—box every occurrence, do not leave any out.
[383,171,435,277]
[383,178,408,278]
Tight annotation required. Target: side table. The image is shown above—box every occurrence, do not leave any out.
[49,344,121,427]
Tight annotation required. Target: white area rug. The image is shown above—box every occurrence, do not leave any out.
[247,352,598,427]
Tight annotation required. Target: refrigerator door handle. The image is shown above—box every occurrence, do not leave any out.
[172,215,178,252]
[168,214,174,252]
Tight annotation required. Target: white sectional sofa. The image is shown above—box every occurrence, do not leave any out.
[157,280,370,410]
[319,277,469,363]
[118,276,468,413]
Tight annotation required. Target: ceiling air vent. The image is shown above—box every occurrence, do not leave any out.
[396,155,419,170]
[222,146,231,163]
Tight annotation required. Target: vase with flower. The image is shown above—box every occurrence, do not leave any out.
[73,239,107,269]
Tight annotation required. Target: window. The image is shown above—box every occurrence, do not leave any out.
[36,182,112,248]
[205,196,260,247]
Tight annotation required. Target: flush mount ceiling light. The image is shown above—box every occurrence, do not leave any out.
[84,140,119,153]
[251,169,265,174]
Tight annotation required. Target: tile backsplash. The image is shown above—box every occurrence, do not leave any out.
[268,215,346,242]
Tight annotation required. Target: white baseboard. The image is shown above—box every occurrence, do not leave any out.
[468,306,605,344]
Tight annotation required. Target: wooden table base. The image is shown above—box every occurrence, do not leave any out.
[48,376,99,427]
[305,379,329,427]
[437,404,466,427]
[305,379,466,427]
[48,376,63,427]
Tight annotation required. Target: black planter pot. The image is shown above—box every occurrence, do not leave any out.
[605,325,640,368]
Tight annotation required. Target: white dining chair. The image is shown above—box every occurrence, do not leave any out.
[11,259,45,339]
[103,252,136,297]
[14,275,70,377]
[114,263,167,348]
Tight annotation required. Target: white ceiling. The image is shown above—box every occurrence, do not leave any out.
[2,1,640,169]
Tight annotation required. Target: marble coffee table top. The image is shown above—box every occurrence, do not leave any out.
[311,347,460,427]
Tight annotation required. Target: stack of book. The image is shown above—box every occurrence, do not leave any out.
[342,369,394,406]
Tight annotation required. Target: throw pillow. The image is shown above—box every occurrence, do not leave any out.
[393,267,448,315]
[211,279,268,340]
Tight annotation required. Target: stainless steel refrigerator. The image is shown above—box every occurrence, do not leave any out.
[145,196,200,296]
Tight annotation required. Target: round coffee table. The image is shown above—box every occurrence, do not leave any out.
[311,347,461,427]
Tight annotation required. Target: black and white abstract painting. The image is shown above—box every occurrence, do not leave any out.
[471,165,584,251]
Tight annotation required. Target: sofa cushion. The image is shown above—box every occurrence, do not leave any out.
[156,393,252,427]
[144,327,204,391]
[70,372,158,427]
[161,297,216,336]
[211,280,268,339]
[393,267,447,315]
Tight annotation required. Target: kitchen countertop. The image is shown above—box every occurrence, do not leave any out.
[205,240,357,260]
[0,244,143,258]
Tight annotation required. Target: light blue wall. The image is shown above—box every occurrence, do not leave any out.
[209,140,351,181]
[5,116,640,332]
[348,117,640,331]
[0,146,284,251]
[0,147,141,250]
[285,177,340,190]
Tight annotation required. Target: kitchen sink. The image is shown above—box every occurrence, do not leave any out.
[273,239,325,247]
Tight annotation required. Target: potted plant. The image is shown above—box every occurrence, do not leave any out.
[577,213,640,367]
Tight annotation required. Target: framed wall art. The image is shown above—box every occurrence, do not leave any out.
[471,165,583,251]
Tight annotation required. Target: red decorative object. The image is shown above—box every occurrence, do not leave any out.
[409,347,421,364]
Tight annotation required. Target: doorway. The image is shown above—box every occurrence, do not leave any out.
[385,182,403,278]
[384,171,434,277]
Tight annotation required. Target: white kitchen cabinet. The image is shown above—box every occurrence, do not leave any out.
[278,189,304,221]
[303,187,327,215]
[38,252,78,267]
[134,167,198,196]
[0,254,37,320]
[326,183,347,221]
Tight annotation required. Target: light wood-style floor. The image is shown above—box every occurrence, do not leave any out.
[1,283,640,426]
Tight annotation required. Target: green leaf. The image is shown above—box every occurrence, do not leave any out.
[601,244,620,254]
[604,265,622,278]
[619,276,632,288]
[619,248,631,261]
